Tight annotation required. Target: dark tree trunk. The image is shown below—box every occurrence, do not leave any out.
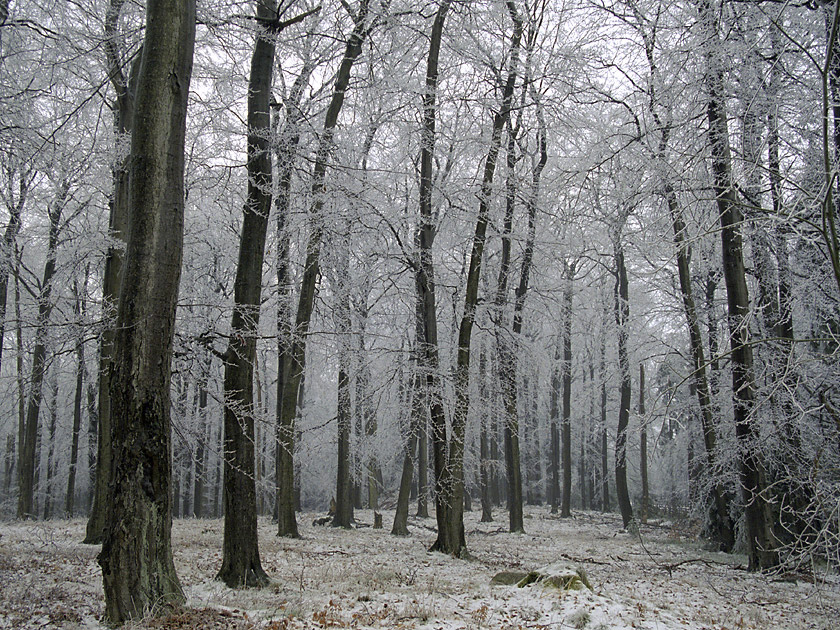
[613,243,634,530]
[600,333,610,513]
[98,0,194,619]
[86,0,138,545]
[217,0,277,588]
[549,342,561,513]
[65,278,87,517]
[479,345,493,522]
[639,363,648,524]
[560,262,574,518]
[392,365,421,535]
[193,367,209,518]
[274,58,311,527]
[278,0,371,538]
[18,185,66,519]
[0,168,26,378]
[333,228,354,529]
[415,0,454,553]
[668,186,734,550]
[416,414,429,517]
[43,377,58,520]
[697,0,776,571]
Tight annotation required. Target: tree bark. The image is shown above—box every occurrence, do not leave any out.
[18,183,67,519]
[697,0,777,571]
[98,0,194,619]
[600,331,610,513]
[278,0,372,537]
[613,241,634,530]
[639,363,648,524]
[560,261,574,518]
[65,277,88,517]
[86,0,138,544]
[217,0,276,589]
[274,58,312,527]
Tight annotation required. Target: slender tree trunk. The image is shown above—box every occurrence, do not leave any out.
[613,242,634,530]
[549,342,561,513]
[600,332,610,512]
[667,185,734,550]
[193,366,208,518]
[479,345,493,522]
[392,363,420,535]
[639,363,648,524]
[65,278,87,517]
[98,0,194,619]
[43,375,58,520]
[278,0,372,537]
[560,262,574,518]
[415,0,454,553]
[217,0,278,588]
[274,59,311,526]
[416,415,429,517]
[697,0,776,571]
[333,226,354,529]
[18,185,66,519]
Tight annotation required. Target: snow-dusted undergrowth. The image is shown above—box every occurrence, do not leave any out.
[1,507,837,629]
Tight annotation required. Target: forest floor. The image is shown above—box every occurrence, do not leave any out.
[1,506,838,629]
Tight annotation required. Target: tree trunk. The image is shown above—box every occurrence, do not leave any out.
[65,277,87,517]
[193,366,208,518]
[560,262,574,518]
[549,342,561,513]
[98,0,194,620]
[667,186,734,550]
[217,0,276,589]
[613,242,634,530]
[639,363,648,524]
[333,227,354,529]
[274,58,312,527]
[86,0,138,545]
[479,345,493,522]
[278,0,372,538]
[18,184,66,519]
[415,0,453,553]
[392,362,421,535]
[600,332,610,513]
[697,0,777,571]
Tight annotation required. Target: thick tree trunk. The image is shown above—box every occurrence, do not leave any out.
[613,243,634,530]
[278,0,371,538]
[98,0,194,620]
[86,0,137,545]
[217,0,276,588]
[697,0,776,571]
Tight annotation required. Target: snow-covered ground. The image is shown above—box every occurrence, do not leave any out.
[1,507,838,629]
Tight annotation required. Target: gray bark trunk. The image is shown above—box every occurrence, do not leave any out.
[278,0,371,537]
[217,0,276,588]
[697,0,777,571]
[98,0,194,619]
